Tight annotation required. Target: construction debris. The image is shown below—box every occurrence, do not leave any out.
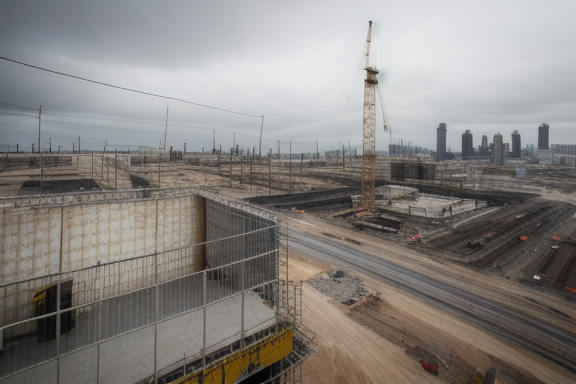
[307,270,369,306]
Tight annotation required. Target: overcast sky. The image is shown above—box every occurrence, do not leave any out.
[1,0,575,153]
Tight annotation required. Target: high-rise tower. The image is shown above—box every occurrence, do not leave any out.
[462,129,474,158]
[494,133,504,165]
[511,130,521,158]
[481,135,488,157]
[436,123,447,161]
[538,124,549,150]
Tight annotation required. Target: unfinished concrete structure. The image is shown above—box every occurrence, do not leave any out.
[390,161,436,181]
[0,188,304,384]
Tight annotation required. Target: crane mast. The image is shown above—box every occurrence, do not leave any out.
[361,21,379,210]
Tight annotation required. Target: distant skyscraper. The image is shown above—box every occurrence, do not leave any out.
[493,133,504,165]
[481,135,488,157]
[436,123,447,161]
[511,130,521,158]
[538,124,549,150]
[461,130,474,158]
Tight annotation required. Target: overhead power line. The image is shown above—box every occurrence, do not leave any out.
[0,56,263,118]
[0,101,40,111]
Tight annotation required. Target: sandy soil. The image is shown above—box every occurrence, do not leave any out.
[286,252,576,384]
[300,283,446,384]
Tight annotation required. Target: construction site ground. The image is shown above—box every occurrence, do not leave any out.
[2,155,576,383]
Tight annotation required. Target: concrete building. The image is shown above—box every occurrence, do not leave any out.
[493,133,504,165]
[462,130,474,159]
[436,123,447,161]
[552,144,576,155]
[554,154,576,166]
[538,149,554,165]
[391,160,436,181]
[0,189,304,384]
[481,135,488,157]
[538,123,550,150]
[511,130,521,158]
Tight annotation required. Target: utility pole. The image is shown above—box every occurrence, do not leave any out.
[229,149,233,187]
[115,149,118,189]
[348,141,351,161]
[164,106,169,150]
[38,105,42,153]
[249,155,253,190]
[40,153,43,203]
[300,153,304,181]
[259,115,264,158]
[268,154,272,195]
[289,140,292,194]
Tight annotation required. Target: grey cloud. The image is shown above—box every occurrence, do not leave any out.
[1,0,574,152]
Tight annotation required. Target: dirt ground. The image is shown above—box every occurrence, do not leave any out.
[2,155,576,383]
[286,251,575,384]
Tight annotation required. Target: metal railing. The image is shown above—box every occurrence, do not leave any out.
[0,192,283,384]
[0,245,279,383]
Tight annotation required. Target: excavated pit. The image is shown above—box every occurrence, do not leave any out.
[248,186,576,297]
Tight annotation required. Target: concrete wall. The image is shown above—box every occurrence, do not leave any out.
[1,207,62,284]
[1,196,201,284]
[1,194,206,327]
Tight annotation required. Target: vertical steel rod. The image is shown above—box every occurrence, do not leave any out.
[37,105,42,153]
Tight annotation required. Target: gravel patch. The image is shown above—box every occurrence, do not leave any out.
[307,269,369,305]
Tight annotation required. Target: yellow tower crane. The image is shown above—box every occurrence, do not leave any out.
[360,21,379,211]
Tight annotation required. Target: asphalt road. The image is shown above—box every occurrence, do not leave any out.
[289,229,576,374]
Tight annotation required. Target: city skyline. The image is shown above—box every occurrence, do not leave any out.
[436,123,561,157]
